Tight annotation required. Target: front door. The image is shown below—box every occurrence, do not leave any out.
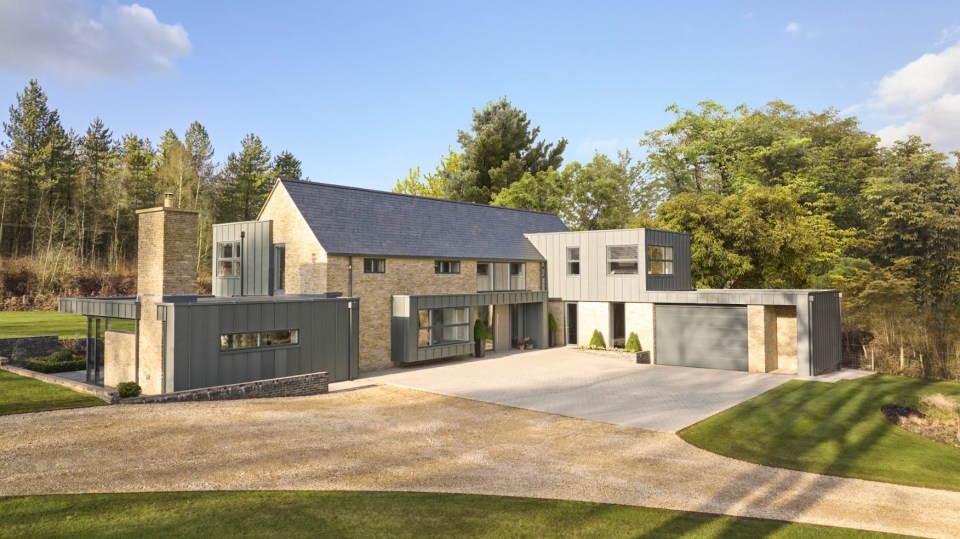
[494,304,511,352]
[566,303,578,345]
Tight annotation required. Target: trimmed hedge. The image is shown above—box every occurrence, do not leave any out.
[22,349,86,373]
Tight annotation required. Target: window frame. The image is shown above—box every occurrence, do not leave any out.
[220,329,300,352]
[363,258,386,274]
[606,245,639,275]
[646,245,675,276]
[273,244,286,291]
[417,307,471,348]
[434,260,461,274]
[217,241,241,277]
[567,247,580,276]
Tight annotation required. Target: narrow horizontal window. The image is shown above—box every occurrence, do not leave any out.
[220,329,300,351]
[435,260,461,274]
[364,258,386,273]
[647,245,674,276]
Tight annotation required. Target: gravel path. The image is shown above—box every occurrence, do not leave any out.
[1,385,958,538]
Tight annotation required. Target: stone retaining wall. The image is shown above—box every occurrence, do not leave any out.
[0,336,62,361]
[120,372,330,404]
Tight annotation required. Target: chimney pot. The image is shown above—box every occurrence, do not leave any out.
[163,192,174,208]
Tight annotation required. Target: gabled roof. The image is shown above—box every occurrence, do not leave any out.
[276,179,568,260]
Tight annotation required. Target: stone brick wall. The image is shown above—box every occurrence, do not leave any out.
[329,255,481,371]
[625,302,655,361]
[548,300,566,346]
[776,305,798,374]
[135,204,199,395]
[259,183,328,294]
[747,305,778,373]
[526,261,542,292]
[577,301,610,346]
[0,336,61,361]
[103,330,136,388]
[119,371,329,404]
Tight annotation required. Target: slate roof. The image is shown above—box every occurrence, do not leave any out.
[277,179,568,260]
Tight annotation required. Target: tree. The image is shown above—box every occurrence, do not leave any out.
[654,186,845,288]
[157,128,198,208]
[562,152,638,231]
[273,150,302,180]
[491,168,567,214]
[394,148,460,199]
[183,121,216,277]
[446,98,566,203]
[119,134,157,210]
[78,118,115,263]
[218,134,272,222]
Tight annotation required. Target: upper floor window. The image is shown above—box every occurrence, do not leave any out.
[567,247,580,275]
[364,258,386,273]
[273,244,286,290]
[217,241,240,277]
[435,260,461,274]
[647,245,674,275]
[607,245,638,275]
[477,262,492,291]
[509,263,525,290]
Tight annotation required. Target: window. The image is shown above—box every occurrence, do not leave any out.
[607,245,638,275]
[509,263,525,290]
[417,307,470,347]
[567,247,580,275]
[274,244,286,291]
[477,262,492,291]
[217,241,241,277]
[435,260,460,274]
[647,245,674,275]
[220,329,299,351]
[364,258,386,273]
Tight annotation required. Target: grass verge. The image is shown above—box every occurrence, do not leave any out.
[0,370,104,416]
[0,491,905,538]
[680,374,960,491]
[0,311,89,339]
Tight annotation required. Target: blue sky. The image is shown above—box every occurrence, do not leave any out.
[1,1,959,191]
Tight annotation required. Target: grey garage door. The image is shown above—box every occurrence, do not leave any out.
[655,305,748,371]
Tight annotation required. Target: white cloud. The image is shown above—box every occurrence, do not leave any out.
[0,0,191,80]
[785,22,801,34]
[869,41,960,151]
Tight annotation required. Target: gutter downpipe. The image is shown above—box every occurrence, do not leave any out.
[239,231,245,297]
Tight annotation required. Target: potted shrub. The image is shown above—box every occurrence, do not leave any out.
[474,319,488,358]
[625,332,651,364]
[523,336,534,350]
[548,313,558,347]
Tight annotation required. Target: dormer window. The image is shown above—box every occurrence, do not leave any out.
[647,245,674,275]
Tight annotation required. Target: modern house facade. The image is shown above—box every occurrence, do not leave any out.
[60,179,842,396]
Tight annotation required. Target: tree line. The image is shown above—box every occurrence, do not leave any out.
[396,98,960,381]
[0,80,301,296]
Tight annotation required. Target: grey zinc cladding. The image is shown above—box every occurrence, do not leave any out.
[278,179,568,260]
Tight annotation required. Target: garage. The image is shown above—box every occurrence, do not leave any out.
[655,305,748,371]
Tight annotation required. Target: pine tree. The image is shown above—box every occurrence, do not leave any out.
[218,133,272,222]
[273,150,302,180]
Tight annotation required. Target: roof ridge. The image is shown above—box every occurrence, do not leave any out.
[279,178,561,217]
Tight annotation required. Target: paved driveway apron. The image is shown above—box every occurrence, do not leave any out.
[362,348,791,432]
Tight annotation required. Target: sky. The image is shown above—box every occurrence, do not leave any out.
[1,0,959,191]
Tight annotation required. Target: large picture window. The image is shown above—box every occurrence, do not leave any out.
[220,329,299,351]
[217,241,241,277]
[567,247,580,275]
[607,245,638,275]
[647,245,674,275]
[417,307,470,347]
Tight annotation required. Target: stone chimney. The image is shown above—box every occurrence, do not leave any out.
[135,199,199,394]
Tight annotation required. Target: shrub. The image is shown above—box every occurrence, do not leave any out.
[473,319,490,341]
[116,382,142,398]
[48,349,76,362]
[548,313,558,333]
[625,332,641,352]
[23,357,86,374]
[589,329,606,349]
[919,393,960,422]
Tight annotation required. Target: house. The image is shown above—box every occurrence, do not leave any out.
[60,179,842,396]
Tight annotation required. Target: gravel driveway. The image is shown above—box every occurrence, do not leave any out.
[1,385,958,538]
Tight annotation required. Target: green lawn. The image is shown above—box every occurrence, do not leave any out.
[681,374,960,491]
[0,370,104,415]
[0,311,134,338]
[0,491,904,538]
